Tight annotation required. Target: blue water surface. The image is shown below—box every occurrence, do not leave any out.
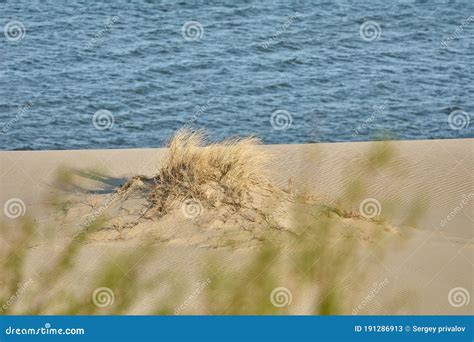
[0,0,472,150]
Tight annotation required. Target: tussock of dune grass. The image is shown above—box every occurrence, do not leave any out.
[149,129,271,214]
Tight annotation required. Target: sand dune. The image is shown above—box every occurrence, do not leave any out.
[0,138,472,315]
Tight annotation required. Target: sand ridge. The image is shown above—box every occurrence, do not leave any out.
[0,138,472,314]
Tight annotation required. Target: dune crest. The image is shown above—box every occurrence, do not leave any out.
[79,130,394,248]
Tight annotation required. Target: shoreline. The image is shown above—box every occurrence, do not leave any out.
[1,136,471,153]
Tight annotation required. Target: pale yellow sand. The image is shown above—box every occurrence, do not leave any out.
[0,139,472,314]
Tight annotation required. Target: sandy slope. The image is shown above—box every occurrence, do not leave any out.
[0,139,472,315]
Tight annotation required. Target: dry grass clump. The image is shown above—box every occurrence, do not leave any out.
[150,129,271,214]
